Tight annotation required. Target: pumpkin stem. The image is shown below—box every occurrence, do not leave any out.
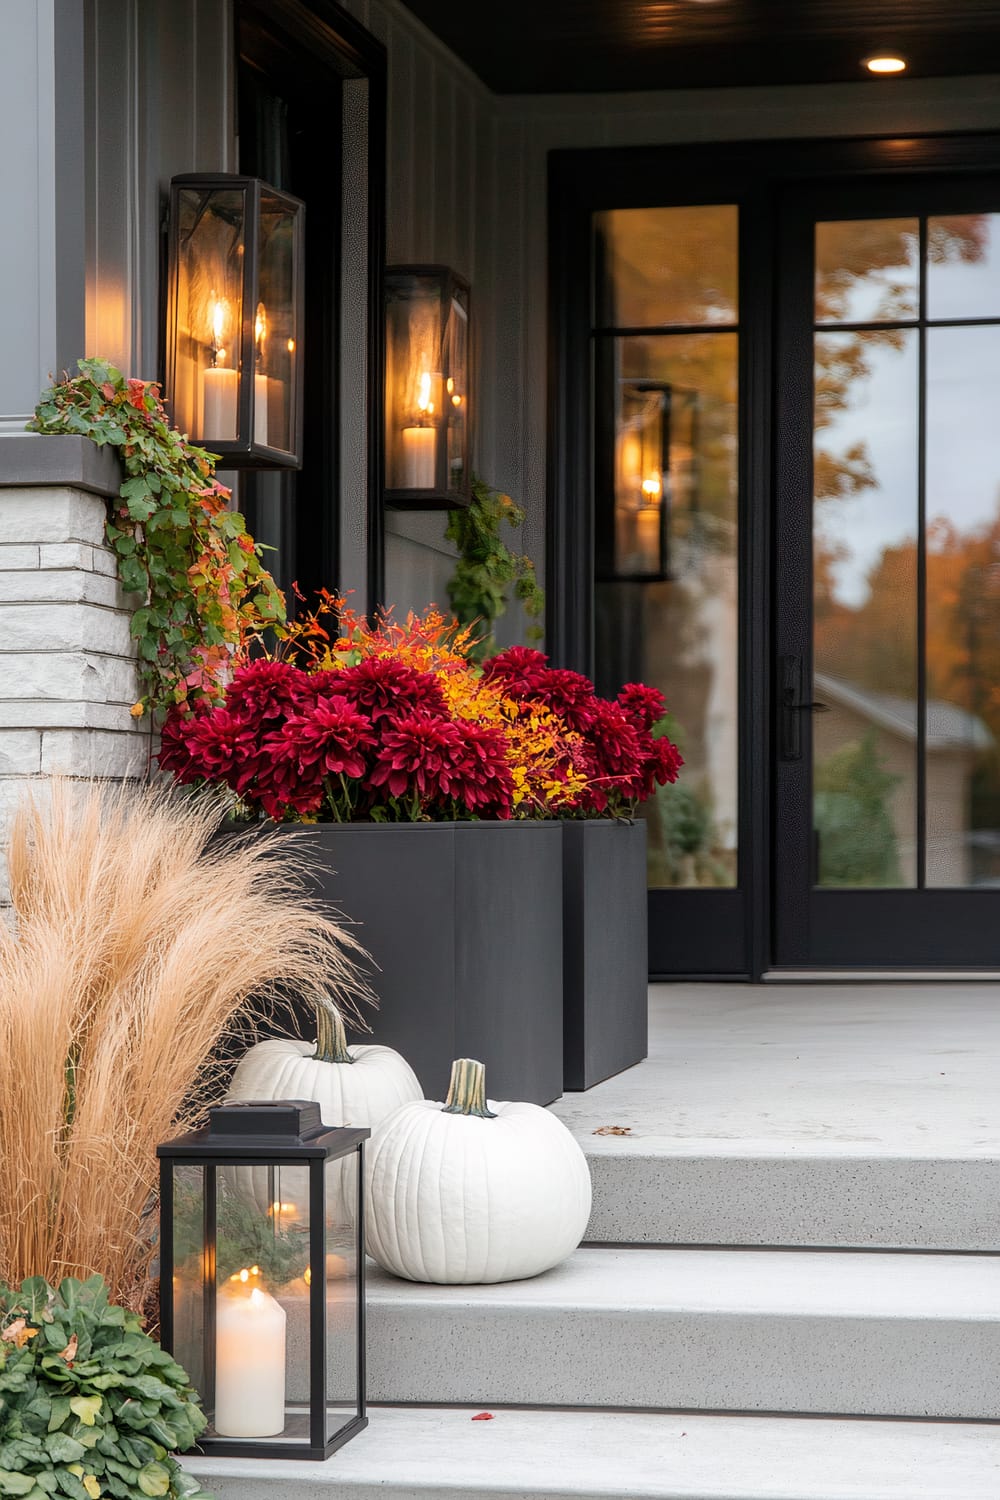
[315,1003,354,1064]
[442,1058,497,1119]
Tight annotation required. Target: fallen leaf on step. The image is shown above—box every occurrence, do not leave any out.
[593,1125,632,1135]
[471,1412,494,1421]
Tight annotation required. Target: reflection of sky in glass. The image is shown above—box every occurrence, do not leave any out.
[815,332,918,607]
[928,215,1000,321]
[927,325,1000,532]
[815,219,918,324]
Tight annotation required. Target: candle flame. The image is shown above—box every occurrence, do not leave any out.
[255,302,267,349]
[304,1267,312,1286]
[212,299,225,347]
[248,1288,271,1310]
[287,338,295,354]
[417,371,432,414]
[641,472,662,502]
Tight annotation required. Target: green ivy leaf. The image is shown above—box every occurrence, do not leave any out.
[136,1462,171,1496]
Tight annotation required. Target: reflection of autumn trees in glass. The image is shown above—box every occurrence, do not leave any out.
[813,214,1000,747]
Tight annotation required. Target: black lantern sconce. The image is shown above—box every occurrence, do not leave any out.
[385,265,471,508]
[157,1101,368,1460]
[165,174,305,467]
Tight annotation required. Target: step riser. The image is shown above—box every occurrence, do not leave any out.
[367,1304,1000,1417]
[584,1154,1000,1249]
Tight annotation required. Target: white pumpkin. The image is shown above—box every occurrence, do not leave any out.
[365,1058,592,1284]
[224,1003,422,1225]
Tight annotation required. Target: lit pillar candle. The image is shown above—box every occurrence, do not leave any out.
[214,1285,286,1437]
[254,373,269,446]
[203,366,238,440]
[401,425,435,487]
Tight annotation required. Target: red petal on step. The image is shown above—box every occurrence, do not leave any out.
[471,1412,494,1421]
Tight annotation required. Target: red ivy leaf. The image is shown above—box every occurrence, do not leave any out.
[471,1412,494,1421]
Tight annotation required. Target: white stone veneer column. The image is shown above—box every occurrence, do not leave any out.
[0,436,148,910]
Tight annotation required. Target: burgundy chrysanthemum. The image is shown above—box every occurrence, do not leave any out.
[640,734,683,796]
[617,682,667,733]
[336,657,447,721]
[157,707,262,791]
[443,721,515,818]
[252,733,325,821]
[280,700,377,780]
[365,713,467,803]
[226,659,314,721]
[481,646,551,696]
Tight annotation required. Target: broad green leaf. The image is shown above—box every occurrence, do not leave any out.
[47,1398,71,1433]
[69,1397,101,1427]
[0,1473,38,1497]
[45,1431,86,1463]
[137,1461,171,1497]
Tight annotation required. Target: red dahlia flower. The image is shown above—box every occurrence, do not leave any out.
[617,682,667,732]
[336,657,447,721]
[481,646,551,696]
[444,722,515,818]
[226,659,314,720]
[366,713,466,803]
[157,707,261,790]
[279,700,376,779]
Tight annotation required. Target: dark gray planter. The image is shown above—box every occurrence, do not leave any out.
[562,818,648,1091]
[282,821,564,1107]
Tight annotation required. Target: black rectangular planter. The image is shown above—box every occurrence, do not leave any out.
[286,821,564,1107]
[562,818,648,1091]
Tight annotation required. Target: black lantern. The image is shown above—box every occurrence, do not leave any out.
[165,174,305,467]
[157,1102,368,1460]
[385,265,470,508]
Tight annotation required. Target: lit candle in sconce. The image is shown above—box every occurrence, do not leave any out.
[401,370,436,488]
[640,471,663,506]
[203,298,238,440]
[214,1272,286,1438]
[254,302,269,446]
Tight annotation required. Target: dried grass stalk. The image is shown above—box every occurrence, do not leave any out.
[0,778,375,1310]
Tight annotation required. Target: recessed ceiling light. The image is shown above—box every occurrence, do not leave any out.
[865,54,907,74]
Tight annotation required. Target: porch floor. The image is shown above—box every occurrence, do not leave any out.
[550,982,1000,1247]
[552,981,1000,1155]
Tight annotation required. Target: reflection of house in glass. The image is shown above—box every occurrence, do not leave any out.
[813,673,994,888]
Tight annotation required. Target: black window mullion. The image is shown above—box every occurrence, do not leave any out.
[917,216,929,890]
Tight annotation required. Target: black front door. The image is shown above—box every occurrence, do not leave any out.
[774,176,1000,968]
[550,136,1000,977]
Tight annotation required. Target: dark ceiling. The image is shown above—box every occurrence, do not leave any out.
[400,0,1000,94]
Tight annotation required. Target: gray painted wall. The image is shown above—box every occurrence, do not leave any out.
[6,0,1000,644]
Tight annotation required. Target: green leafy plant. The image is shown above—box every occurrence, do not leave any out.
[445,475,544,661]
[28,359,284,718]
[170,1192,308,1289]
[0,1275,212,1500]
[814,731,902,887]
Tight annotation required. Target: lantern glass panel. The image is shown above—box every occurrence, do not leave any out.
[256,191,298,453]
[172,186,247,444]
[169,1165,207,1399]
[386,272,442,491]
[325,1152,359,1442]
[211,1163,312,1443]
[445,287,469,494]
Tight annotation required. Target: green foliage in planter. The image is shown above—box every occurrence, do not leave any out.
[0,1275,212,1500]
[171,1190,308,1288]
[28,359,284,719]
[445,475,544,662]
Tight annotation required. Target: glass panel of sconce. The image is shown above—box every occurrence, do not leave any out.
[384,267,470,507]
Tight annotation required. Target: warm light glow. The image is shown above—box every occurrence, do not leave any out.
[416,370,433,415]
[865,54,906,74]
[641,472,662,502]
[255,302,267,351]
[230,1265,262,1286]
[304,1266,312,1286]
[287,338,295,353]
[238,1268,249,1283]
[212,298,225,347]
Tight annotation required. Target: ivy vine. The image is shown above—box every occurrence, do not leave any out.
[445,474,545,662]
[29,358,284,718]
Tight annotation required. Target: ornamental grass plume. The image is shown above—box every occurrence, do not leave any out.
[0,778,374,1313]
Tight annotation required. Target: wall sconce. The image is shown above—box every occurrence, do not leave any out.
[385,265,470,508]
[165,174,305,467]
[158,1101,369,1460]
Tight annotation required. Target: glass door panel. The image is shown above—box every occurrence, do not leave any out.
[776,181,1000,966]
[593,208,739,893]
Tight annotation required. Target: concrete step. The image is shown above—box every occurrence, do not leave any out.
[576,1141,1000,1249]
[364,1246,1000,1418]
[186,1405,1000,1500]
[549,985,1000,1251]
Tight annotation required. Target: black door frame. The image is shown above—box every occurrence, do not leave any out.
[548,129,1000,980]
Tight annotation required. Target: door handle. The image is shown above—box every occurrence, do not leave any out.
[780,655,826,760]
